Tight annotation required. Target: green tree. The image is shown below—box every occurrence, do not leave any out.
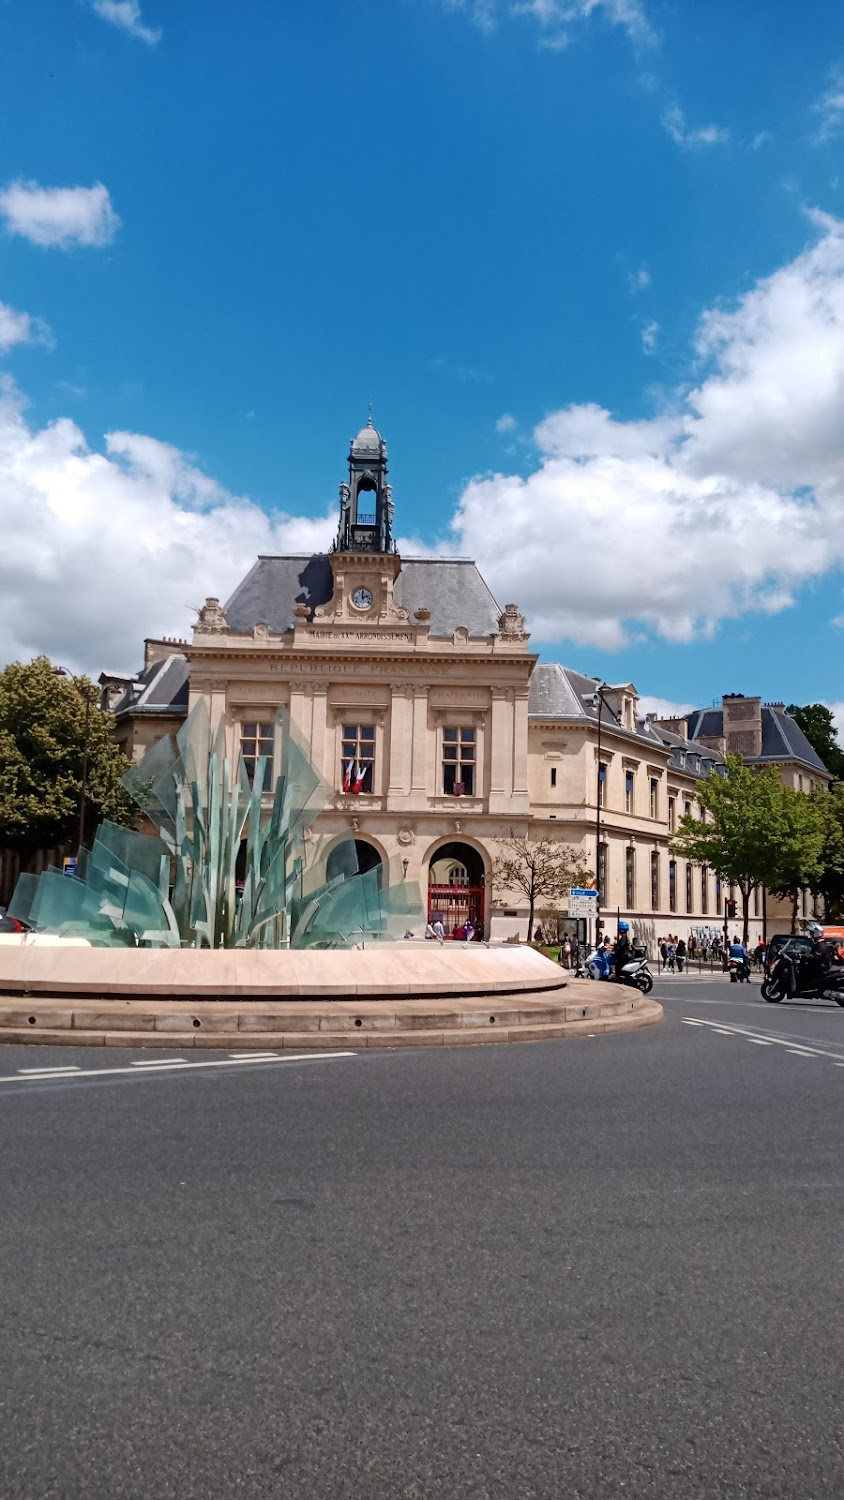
[786,703,844,780]
[492,830,593,942]
[766,784,830,933]
[808,782,844,922]
[671,756,790,945]
[0,656,137,860]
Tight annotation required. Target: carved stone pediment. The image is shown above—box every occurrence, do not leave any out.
[194,597,229,635]
[497,602,529,641]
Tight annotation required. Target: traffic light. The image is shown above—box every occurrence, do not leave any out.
[726,899,737,919]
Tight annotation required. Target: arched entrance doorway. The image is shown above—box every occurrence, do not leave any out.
[428,842,485,939]
[326,838,383,887]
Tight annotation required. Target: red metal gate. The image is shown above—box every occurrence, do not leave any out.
[428,883,485,938]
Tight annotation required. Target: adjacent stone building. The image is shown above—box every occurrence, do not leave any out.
[102,421,829,943]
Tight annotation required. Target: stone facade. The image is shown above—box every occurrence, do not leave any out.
[103,423,830,946]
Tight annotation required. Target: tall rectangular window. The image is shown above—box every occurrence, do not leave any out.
[650,777,659,818]
[625,846,635,908]
[240,720,274,788]
[625,770,634,814]
[684,801,692,822]
[597,842,608,904]
[669,859,677,913]
[651,851,660,910]
[550,766,557,788]
[341,724,375,794]
[668,796,676,833]
[685,863,692,913]
[701,866,709,914]
[598,762,606,808]
[715,875,722,915]
[442,727,476,796]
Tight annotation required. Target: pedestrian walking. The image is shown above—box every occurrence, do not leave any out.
[660,939,669,972]
[666,940,676,973]
[432,918,445,944]
[561,936,571,969]
[464,919,475,945]
[676,938,687,973]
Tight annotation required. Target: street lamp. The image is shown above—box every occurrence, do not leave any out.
[54,666,93,850]
[585,682,621,947]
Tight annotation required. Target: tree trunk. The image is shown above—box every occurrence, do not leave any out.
[791,889,799,934]
[528,889,536,943]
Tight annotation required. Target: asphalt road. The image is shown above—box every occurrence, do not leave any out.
[2,980,844,1499]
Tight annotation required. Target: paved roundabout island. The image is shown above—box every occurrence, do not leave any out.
[0,943,661,1049]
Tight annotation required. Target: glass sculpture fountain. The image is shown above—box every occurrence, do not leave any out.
[9,702,423,948]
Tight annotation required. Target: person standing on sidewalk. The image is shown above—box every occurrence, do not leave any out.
[676,937,687,973]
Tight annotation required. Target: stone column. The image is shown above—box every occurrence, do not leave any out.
[410,687,428,795]
[488,687,511,812]
[310,681,328,782]
[288,685,307,739]
[387,684,412,805]
[512,690,529,801]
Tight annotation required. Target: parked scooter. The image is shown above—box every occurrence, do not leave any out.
[617,954,654,994]
[586,947,653,994]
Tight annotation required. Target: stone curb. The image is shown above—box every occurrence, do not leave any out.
[0,997,662,1050]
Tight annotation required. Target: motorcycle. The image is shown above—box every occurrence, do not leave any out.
[762,952,844,1006]
[729,955,751,984]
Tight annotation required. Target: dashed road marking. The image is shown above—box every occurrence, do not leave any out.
[683,1015,844,1065]
[0,1052,356,1088]
[18,1065,82,1075]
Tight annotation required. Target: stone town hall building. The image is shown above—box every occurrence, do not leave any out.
[101,420,829,943]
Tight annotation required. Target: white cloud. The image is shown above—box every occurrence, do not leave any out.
[449,213,844,649]
[813,72,844,143]
[638,696,694,720]
[0,300,52,352]
[824,702,844,741]
[442,0,653,46]
[90,0,160,44]
[661,104,729,149]
[627,265,650,293]
[0,380,335,674]
[496,412,517,433]
[641,319,659,353]
[0,181,120,249]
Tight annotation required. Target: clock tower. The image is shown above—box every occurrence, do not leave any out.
[335,411,394,555]
[316,414,408,625]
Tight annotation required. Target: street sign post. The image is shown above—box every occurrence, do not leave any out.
[568,887,598,918]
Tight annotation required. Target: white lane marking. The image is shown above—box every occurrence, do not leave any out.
[684,1016,844,1062]
[130,1058,191,1068]
[18,1065,82,1075]
[227,1053,280,1062]
[0,1052,356,1086]
[681,1019,705,1026]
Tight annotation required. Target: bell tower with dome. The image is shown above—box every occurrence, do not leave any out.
[335,411,395,555]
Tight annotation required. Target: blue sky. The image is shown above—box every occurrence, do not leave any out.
[2,0,844,721]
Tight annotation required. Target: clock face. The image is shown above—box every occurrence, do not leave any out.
[351,587,373,610]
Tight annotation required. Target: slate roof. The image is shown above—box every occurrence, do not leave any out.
[224,555,503,638]
[686,706,829,774]
[112,654,189,718]
[528,663,724,771]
